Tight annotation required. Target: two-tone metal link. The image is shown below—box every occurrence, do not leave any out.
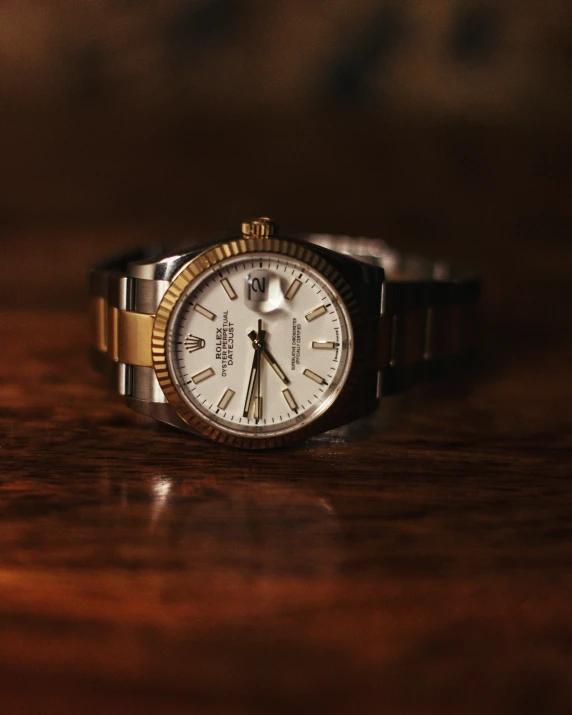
[377,279,479,395]
[88,249,169,402]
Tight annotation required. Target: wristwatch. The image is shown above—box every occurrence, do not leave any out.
[88,217,480,449]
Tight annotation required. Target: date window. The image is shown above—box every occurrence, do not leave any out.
[247,270,270,302]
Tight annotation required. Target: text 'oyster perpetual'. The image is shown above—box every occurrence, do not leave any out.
[89,218,480,449]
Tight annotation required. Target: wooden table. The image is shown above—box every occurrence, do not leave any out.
[1,116,571,714]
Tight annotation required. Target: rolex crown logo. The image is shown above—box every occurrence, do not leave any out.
[184,334,206,353]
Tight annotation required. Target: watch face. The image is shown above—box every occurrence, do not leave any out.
[160,244,354,443]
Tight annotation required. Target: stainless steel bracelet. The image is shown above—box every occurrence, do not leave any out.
[305,234,480,396]
[88,247,171,403]
[88,235,480,406]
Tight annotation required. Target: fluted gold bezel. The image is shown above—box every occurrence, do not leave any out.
[152,237,360,449]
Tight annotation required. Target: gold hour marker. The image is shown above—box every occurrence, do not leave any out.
[254,396,263,420]
[282,388,298,412]
[194,304,216,320]
[221,278,237,300]
[217,388,235,410]
[285,279,302,301]
[305,305,327,322]
[191,367,215,384]
[312,341,336,350]
[303,368,327,385]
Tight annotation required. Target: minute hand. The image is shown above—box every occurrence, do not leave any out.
[248,331,290,385]
[242,352,258,418]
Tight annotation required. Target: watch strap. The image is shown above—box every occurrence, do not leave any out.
[304,234,480,396]
[88,236,480,403]
[88,248,168,401]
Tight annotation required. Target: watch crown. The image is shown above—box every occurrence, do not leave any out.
[241,217,276,239]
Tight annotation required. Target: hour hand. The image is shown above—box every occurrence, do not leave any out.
[247,331,290,385]
[243,327,266,418]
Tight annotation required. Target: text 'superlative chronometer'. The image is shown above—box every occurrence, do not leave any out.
[89,218,480,449]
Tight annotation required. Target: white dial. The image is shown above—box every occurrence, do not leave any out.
[166,251,353,438]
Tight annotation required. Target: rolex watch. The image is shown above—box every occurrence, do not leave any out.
[89,218,480,449]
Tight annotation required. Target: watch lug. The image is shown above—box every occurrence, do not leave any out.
[323,367,379,432]
[125,396,201,435]
[299,240,384,317]
[126,247,206,283]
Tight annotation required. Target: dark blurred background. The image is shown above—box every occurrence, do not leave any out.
[2,7,572,713]
[1,0,572,312]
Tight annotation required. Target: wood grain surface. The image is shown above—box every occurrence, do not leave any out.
[0,117,571,714]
